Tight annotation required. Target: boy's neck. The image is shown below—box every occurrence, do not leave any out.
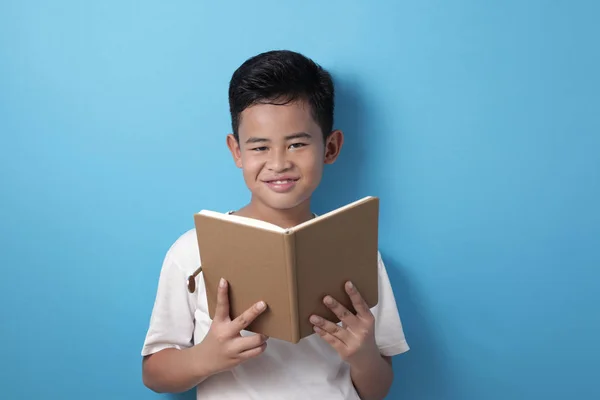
[235,198,314,229]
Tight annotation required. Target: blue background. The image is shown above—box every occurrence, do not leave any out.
[1,1,598,399]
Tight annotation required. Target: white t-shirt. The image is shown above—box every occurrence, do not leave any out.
[141,228,409,399]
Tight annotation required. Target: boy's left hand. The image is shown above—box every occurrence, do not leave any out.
[310,281,380,367]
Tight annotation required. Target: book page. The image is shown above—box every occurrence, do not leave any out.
[197,210,286,233]
[291,196,375,232]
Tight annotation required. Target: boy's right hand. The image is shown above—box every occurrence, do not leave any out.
[194,278,269,376]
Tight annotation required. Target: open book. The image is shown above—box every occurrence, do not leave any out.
[192,196,380,343]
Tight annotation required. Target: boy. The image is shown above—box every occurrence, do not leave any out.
[141,50,409,400]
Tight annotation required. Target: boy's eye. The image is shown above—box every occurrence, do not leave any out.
[251,146,268,152]
[289,143,307,149]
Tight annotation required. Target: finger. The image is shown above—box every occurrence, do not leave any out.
[214,278,230,322]
[230,300,267,333]
[313,326,346,353]
[310,315,349,346]
[323,295,359,327]
[232,334,269,354]
[237,341,268,360]
[345,281,372,318]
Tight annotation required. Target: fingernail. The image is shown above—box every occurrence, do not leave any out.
[324,296,334,305]
[310,315,321,324]
[256,301,266,310]
[219,278,226,287]
[347,281,354,289]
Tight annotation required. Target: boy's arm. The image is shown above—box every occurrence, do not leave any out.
[141,251,201,393]
[142,347,208,393]
[310,283,394,400]
[349,354,394,400]
[142,278,268,393]
[311,253,408,400]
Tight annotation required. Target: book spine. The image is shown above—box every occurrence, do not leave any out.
[282,232,300,343]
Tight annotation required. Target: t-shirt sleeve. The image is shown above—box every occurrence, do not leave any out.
[373,252,410,357]
[141,252,197,357]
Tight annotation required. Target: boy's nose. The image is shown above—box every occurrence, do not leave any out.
[267,150,292,172]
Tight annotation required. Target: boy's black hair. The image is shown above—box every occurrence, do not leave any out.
[228,50,334,141]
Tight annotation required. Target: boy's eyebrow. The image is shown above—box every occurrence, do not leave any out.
[245,132,312,144]
[285,132,312,141]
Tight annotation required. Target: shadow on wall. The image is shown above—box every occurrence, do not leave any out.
[383,253,458,399]
[313,72,368,213]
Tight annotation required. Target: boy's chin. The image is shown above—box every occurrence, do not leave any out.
[256,194,311,211]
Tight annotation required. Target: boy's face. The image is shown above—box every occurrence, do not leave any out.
[227,101,342,211]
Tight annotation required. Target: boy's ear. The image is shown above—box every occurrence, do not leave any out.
[324,129,344,164]
[226,134,243,168]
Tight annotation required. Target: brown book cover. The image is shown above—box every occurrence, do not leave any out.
[193,196,380,343]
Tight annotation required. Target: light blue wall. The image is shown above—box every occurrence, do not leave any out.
[1,1,598,399]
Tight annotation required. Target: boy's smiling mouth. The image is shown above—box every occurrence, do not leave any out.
[262,177,300,193]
